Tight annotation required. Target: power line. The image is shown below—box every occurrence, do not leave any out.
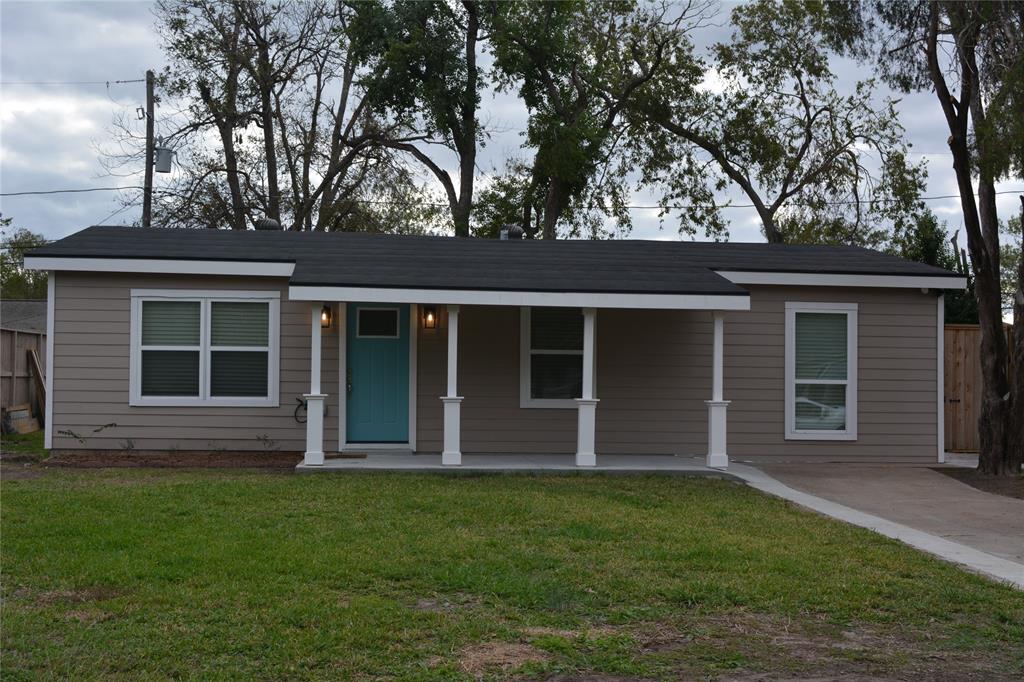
[0,79,146,86]
[0,186,145,197]
[3,186,1022,209]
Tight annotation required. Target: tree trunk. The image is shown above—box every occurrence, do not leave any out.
[197,80,247,231]
[541,178,568,240]
[219,126,248,231]
[258,47,281,224]
[930,3,1014,476]
[1009,197,1024,474]
[451,1,480,238]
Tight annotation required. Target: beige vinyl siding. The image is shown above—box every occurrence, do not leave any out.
[724,286,938,461]
[51,271,939,463]
[51,272,337,453]
[416,286,939,462]
[417,305,713,455]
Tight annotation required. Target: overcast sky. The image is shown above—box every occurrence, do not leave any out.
[1,0,1021,244]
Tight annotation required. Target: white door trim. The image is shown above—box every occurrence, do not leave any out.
[936,294,945,463]
[44,273,55,449]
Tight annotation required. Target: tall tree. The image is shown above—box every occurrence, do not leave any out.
[874,0,1023,475]
[632,0,926,244]
[105,0,436,232]
[485,0,703,239]
[351,0,483,237]
[0,218,49,300]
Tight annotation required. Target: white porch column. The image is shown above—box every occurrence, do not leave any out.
[441,305,463,465]
[303,302,326,466]
[575,307,598,467]
[705,311,729,469]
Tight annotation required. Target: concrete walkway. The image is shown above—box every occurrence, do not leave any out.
[732,462,1024,590]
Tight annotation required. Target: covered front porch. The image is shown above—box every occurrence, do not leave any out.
[291,286,748,471]
[295,451,740,476]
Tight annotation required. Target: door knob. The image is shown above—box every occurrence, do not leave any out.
[347,368,353,393]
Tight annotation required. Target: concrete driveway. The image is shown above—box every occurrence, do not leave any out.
[758,464,1024,565]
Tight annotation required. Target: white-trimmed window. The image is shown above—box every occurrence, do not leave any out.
[130,290,280,407]
[785,302,857,440]
[520,307,583,408]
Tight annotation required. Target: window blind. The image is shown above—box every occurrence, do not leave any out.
[142,301,200,346]
[531,308,582,350]
[211,302,269,346]
[793,311,848,431]
[210,351,269,397]
[795,313,847,380]
[141,350,200,396]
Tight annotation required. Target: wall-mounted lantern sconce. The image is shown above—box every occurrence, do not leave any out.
[320,303,333,329]
[423,305,437,329]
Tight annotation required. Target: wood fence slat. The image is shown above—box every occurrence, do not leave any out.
[944,324,1012,452]
[1,328,47,421]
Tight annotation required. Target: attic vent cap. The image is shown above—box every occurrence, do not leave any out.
[500,224,524,240]
[254,218,282,231]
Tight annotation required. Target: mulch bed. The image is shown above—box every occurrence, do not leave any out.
[935,467,1024,500]
[46,451,303,469]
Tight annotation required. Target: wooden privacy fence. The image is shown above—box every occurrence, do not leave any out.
[944,324,1013,452]
[1,328,47,427]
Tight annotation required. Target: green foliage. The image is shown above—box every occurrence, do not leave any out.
[634,0,926,244]
[352,0,479,142]
[889,211,979,323]
[874,1,1024,182]
[1000,216,1021,315]
[3,470,1023,678]
[473,159,625,239]
[0,218,48,300]
[486,0,697,238]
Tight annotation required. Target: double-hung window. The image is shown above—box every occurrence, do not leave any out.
[520,307,584,408]
[130,290,280,406]
[785,302,857,440]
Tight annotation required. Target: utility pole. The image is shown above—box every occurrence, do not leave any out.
[142,69,155,228]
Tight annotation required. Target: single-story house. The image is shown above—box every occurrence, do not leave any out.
[25,225,966,469]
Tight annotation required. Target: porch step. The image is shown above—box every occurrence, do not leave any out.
[330,449,414,458]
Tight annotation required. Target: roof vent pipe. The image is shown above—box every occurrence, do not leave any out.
[254,218,282,231]
[499,227,509,240]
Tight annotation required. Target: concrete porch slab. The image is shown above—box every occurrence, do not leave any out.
[296,453,740,478]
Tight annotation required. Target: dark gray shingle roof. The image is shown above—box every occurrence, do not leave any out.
[1,299,47,332]
[30,226,962,296]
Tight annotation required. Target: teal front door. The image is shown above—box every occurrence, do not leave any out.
[346,303,410,443]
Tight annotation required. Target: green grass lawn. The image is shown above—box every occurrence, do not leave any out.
[2,469,1022,680]
[0,431,46,461]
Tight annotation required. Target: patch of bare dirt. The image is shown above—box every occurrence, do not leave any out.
[413,592,483,613]
[457,641,549,678]
[521,622,693,654]
[935,468,1024,499]
[15,586,124,606]
[676,610,1022,682]
[544,671,655,675]
[1,463,43,480]
[521,625,580,639]
[61,609,114,625]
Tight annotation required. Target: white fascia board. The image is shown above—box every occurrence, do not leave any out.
[288,285,751,310]
[716,270,967,290]
[23,256,294,278]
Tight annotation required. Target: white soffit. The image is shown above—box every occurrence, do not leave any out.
[288,285,751,310]
[23,256,294,278]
